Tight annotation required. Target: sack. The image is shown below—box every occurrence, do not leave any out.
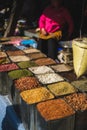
[72,38,87,77]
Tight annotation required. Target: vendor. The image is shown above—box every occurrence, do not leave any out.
[37,0,74,60]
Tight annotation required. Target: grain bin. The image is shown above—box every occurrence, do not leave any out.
[36,99,75,130]
[10,76,40,119]
[20,87,54,130]
[64,92,87,130]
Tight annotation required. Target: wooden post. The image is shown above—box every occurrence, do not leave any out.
[4,0,24,37]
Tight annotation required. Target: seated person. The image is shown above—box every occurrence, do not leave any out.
[37,0,74,60]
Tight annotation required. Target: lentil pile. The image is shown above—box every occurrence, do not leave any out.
[6,50,25,56]
[36,73,64,84]
[9,55,30,62]
[27,52,46,60]
[29,66,54,75]
[20,87,54,104]
[0,52,7,58]
[17,61,37,68]
[0,63,19,72]
[14,77,40,92]
[64,93,87,111]
[23,48,40,54]
[51,64,73,72]
[47,82,76,96]
[34,58,56,66]
[71,80,87,92]
[8,69,33,79]
[37,99,75,121]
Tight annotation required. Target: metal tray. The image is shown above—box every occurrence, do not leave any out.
[36,99,75,130]
[0,72,13,95]
[20,87,54,130]
[64,92,87,130]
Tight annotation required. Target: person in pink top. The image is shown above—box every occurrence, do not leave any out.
[37,0,74,60]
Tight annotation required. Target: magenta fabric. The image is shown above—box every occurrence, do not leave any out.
[39,6,74,36]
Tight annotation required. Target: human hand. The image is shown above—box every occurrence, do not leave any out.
[41,28,48,35]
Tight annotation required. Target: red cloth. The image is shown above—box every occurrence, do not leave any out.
[39,6,74,36]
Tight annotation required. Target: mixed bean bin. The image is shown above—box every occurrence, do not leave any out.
[0,37,87,130]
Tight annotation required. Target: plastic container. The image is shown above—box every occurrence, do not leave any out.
[36,99,75,130]
[64,93,87,130]
[20,87,54,130]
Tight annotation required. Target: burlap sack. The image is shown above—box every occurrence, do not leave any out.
[72,38,87,77]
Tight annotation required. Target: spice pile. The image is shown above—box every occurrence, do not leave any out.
[23,48,40,54]
[27,52,46,60]
[8,69,33,79]
[14,77,40,92]
[0,63,19,72]
[35,58,56,66]
[51,64,73,72]
[6,50,25,56]
[20,87,54,104]
[37,99,75,121]
[9,55,30,62]
[47,81,76,96]
[71,80,87,92]
[29,66,54,75]
[17,61,37,68]
[64,93,87,111]
[36,73,64,84]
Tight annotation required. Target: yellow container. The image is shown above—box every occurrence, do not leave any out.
[72,38,87,77]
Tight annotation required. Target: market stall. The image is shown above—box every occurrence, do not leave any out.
[0,36,87,130]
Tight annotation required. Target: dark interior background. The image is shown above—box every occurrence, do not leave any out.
[0,0,87,37]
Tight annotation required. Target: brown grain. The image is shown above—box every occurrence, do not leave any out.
[64,93,87,111]
[14,77,40,92]
[37,99,75,121]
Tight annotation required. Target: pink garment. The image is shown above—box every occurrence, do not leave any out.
[39,6,74,36]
